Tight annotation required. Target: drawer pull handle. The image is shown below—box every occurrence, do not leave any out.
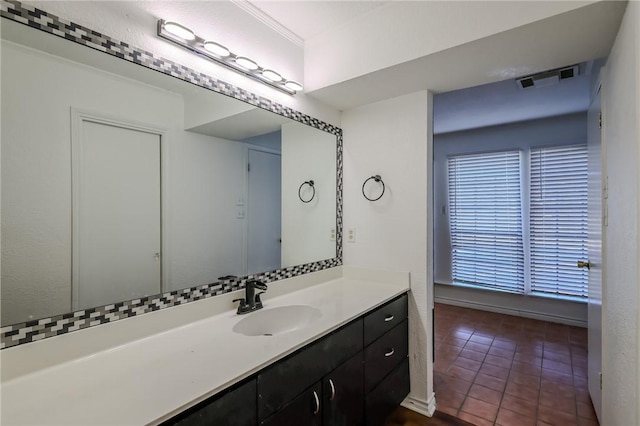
[384,315,394,322]
[329,379,336,401]
[384,348,395,357]
[312,391,320,415]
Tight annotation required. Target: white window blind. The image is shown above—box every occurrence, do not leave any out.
[448,151,524,293]
[530,145,588,299]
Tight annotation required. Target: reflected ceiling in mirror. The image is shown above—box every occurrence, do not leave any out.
[0,1,342,349]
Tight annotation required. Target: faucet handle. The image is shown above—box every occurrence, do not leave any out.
[233,298,246,311]
[248,280,268,291]
[254,292,266,309]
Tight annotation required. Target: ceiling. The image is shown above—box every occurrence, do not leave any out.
[433,67,594,134]
[238,2,622,113]
[240,1,625,129]
[22,0,627,119]
[303,1,627,110]
[245,0,389,41]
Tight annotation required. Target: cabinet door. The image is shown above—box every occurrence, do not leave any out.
[365,359,410,426]
[165,379,256,426]
[261,382,322,426]
[258,319,363,419]
[323,351,364,426]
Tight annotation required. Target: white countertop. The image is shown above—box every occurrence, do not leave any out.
[1,270,409,425]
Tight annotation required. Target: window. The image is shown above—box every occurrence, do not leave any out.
[447,145,588,301]
[530,145,589,298]
[447,151,524,293]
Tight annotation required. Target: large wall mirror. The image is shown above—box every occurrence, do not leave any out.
[0,6,341,338]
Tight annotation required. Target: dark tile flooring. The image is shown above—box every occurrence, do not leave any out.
[433,303,599,426]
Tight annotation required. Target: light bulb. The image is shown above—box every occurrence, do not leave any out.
[163,22,196,41]
[235,56,259,71]
[262,70,283,82]
[203,41,230,57]
[284,80,303,92]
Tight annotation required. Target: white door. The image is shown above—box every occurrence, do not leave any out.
[74,119,161,309]
[587,83,603,422]
[247,148,281,275]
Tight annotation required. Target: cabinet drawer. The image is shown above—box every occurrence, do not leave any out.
[164,378,256,426]
[258,318,363,420]
[364,294,408,346]
[365,358,410,426]
[364,320,408,393]
[260,382,322,426]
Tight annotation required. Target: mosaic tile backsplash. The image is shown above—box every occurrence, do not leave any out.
[0,0,343,349]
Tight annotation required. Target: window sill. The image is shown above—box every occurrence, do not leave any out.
[436,281,587,304]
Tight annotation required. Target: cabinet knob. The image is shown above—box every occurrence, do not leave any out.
[328,379,336,401]
[312,391,320,415]
[384,348,395,357]
[384,315,394,322]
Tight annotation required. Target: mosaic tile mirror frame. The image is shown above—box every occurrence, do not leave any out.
[0,0,343,349]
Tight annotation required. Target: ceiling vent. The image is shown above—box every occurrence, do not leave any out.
[516,64,580,89]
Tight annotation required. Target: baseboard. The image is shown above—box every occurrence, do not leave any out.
[434,295,588,328]
[401,392,436,417]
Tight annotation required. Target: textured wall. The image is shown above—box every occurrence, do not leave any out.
[342,91,434,414]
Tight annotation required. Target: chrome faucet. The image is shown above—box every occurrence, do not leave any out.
[233,280,268,314]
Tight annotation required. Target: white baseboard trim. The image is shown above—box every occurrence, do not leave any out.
[435,295,588,328]
[401,392,436,417]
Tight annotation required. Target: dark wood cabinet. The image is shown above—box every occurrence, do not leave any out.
[364,320,408,393]
[164,292,409,426]
[364,294,408,346]
[323,351,365,426]
[163,378,256,426]
[262,349,366,426]
[260,382,323,426]
[365,359,410,426]
[257,318,363,419]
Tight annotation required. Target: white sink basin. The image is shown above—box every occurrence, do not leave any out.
[232,305,322,336]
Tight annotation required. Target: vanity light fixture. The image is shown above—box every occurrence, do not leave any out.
[157,19,302,95]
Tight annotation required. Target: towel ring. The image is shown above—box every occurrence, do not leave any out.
[362,175,385,201]
[298,180,315,203]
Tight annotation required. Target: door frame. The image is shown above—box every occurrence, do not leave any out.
[587,76,604,423]
[70,108,169,309]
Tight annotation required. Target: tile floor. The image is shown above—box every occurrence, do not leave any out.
[434,303,599,426]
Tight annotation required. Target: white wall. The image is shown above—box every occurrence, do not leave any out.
[281,122,336,266]
[601,1,639,424]
[342,91,434,415]
[432,113,589,325]
[1,42,247,324]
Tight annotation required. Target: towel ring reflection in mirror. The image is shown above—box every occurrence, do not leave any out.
[298,180,315,203]
[362,175,385,201]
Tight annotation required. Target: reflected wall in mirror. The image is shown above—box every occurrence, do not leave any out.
[0,3,341,337]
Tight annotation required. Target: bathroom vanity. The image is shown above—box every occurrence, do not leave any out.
[168,294,408,426]
[0,267,410,425]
